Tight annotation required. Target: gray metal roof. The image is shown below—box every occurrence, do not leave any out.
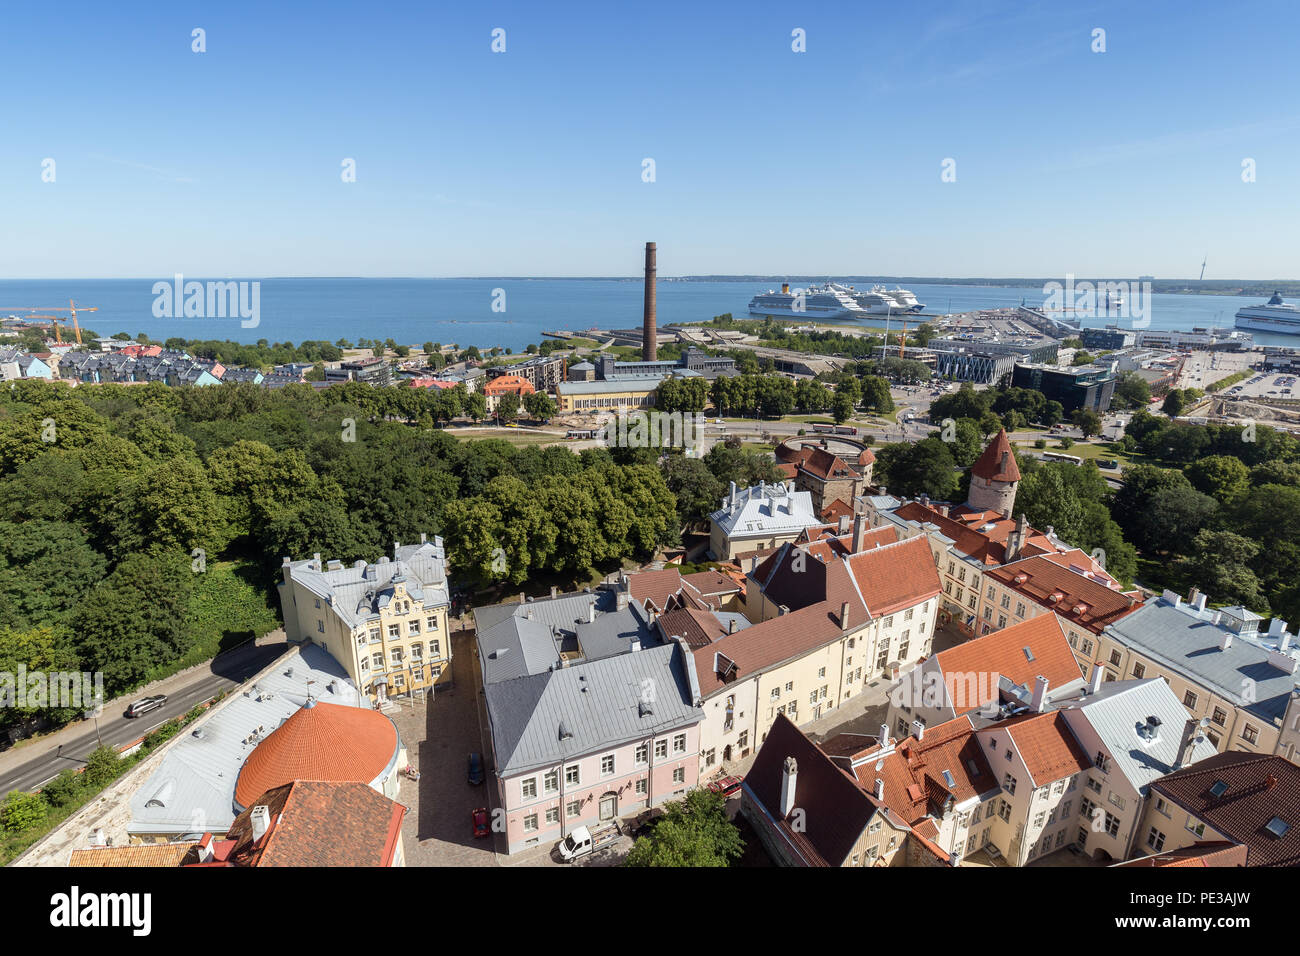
[284,540,449,630]
[128,643,363,836]
[1054,679,1218,794]
[1103,596,1299,725]
[484,642,703,776]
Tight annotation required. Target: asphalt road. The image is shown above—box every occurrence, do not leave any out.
[0,641,286,795]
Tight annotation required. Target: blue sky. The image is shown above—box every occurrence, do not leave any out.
[2,0,1297,278]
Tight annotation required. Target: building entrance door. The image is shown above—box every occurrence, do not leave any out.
[599,793,617,821]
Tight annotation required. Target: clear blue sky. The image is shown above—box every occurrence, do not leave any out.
[2,0,1297,279]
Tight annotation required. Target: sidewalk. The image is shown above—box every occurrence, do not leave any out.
[0,631,288,779]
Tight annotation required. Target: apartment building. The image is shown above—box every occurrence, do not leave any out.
[708,481,822,560]
[277,536,452,703]
[1092,589,1299,756]
[690,531,940,774]
[1137,751,1300,867]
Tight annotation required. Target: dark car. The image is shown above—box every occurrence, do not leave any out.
[126,695,167,718]
[468,752,485,785]
[472,807,490,838]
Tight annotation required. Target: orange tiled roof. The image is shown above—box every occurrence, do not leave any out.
[233,702,399,810]
[656,607,728,649]
[483,374,535,396]
[70,842,199,867]
[997,710,1092,786]
[932,616,1082,716]
[845,536,942,618]
[1113,841,1248,868]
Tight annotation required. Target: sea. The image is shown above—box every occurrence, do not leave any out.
[1,278,1295,351]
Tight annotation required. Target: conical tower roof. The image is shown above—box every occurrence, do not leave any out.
[970,429,1021,483]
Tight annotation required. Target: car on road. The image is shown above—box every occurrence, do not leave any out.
[126,694,167,718]
[468,752,485,785]
[472,807,490,838]
[707,774,744,798]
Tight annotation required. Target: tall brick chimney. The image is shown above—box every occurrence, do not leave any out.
[642,241,657,361]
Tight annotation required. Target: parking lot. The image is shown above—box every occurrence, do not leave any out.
[1222,370,1298,401]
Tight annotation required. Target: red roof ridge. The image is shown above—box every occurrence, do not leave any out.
[970,429,1021,482]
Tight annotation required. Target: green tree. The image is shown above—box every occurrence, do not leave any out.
[831,392,855,424]
[0,790,46,833]
[623,788,743,867]
[523,391,558,421]
[1185,455,1250,503]
[874,438,958,500]
[1071,408,1102,438]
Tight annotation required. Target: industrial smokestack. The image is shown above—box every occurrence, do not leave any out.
[642,241,657,361]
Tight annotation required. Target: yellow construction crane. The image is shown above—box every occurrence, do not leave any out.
[0,300,98,344]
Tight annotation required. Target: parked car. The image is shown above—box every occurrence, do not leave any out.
[471,807,490,838]
[707,774,744,798]
[468,752,485,785]
[126,695,167,718]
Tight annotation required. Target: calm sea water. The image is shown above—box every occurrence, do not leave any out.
[0,278,1293,350]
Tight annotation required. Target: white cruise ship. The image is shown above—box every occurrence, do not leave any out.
[748,282,870,319]
[1235,292,1300,335]
[873,285,925,313]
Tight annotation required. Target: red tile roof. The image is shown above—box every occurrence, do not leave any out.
[932,616,1083,716]
[656,607,728,650]
[997,711,1091,786]
[970,429,1021,482]
[219,780,406,867]
[850,716,996,825]
[845,536,942,618]
[985,556,1139,635]
[693,603,845,696]
[625,568,686,612]
[1149,752,1300,867]
[483,374,535,396]
[233,702,399,810]
[1113,841,1248,868]
[820,498,854,523]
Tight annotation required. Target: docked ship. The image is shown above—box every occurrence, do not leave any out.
[872,285,925,313]
[747,282,871,319]
[1235,291,1300,336]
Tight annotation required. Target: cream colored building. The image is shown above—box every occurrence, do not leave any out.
[278,536,452,703]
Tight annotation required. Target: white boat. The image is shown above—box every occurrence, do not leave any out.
[875,285,925,313]
[747,282,870,319]
[1235,291,1300,336]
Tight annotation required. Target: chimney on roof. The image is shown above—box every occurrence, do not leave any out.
[853,512,866,553]
[312,552,321,569]
[1088,662,1105,694]
[1031,675,1050,713]
[251,805,272,844]
[551,586,558,599]
[730,481,737,508]
[519,591,526,605]
[728,618,738,634]
[588,603,596,624]
[780,757,798,817]
[920,494,930,508]
[838,514,851,535]
[840,601,851,631]
[912,719,925,742]
[393,541,401,559]
[874,777,885,800]
[1219,630,1233,651]
[1174,717,1206,770]
[880,724,890,748]
[196,832,215,863]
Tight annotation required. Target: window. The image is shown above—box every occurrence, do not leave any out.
[1080,797,1097,821]
[360,656,369,673]
[1016,602,1025,617]
[600,754,615,776]
[544,770,558,794]
[673,767,685,784]
[1132,662,1145,678]
[372,653,384,669]
[1183,690,1198,709]
[635,743,648,766]
[1242,724,1259,744]
[1147,827,1166,851]
[884,616,894,627]
[905,608,914,621]
[316,620,325,634]
[409,619,421,635]
[654,739,668,760]
[704,749,716,767]
[784,681,793,693]
[565,765,580,787]
[997,799,1011,822]
[672,734,686,754]
[430,639,441,658]
[987,586,996,600]
[770,687,780,701]
[1109,650,1122,667]
[566,800,581,818]
[968,594,977,610]
[427,616,439,631]
[1003,774,1017,795]
[1001,594,1010,609]
[1155,797,1169,817]
[390,647,403,666]
[410,642,423,659]
[1033,811,1046,827]
[524,814,538,833]
[1212,708,1227,727]
[388,623,400,639]
[545,807,559,825]
[1053,779,1065,795]
[521,777,537,800]
[1080,639,1093,656]
[997,615,1006,630]
[635,778,648,795]
[818,666,826,678]
[1103,813,1120,838]
[737,731,748,749]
